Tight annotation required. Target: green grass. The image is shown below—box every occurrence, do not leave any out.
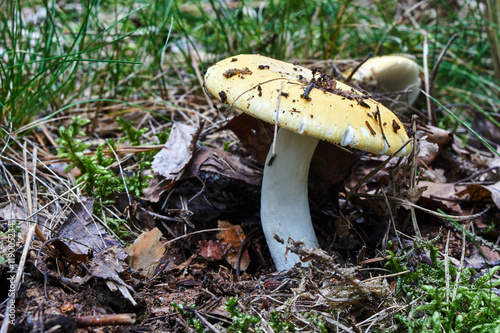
[0,0,173,133]
[175,0,499,131]
[2,0,497,134]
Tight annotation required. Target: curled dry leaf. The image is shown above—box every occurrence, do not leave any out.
[416,124,452,167]
[484,181,500,209]
[216,220,250,271]
[58,198,124,255]
[145,119,262,202]
[0,202,31,239]
[152,121,202,180]
[62,244,136,306]
[199,240,225,261]
[418,181,462,214]
[455,184,495,203]
[417,135,439,167]
[419,124,453,146]
[44,239,89,266]
[189,146,262,186]
[220,113,272,164]
[453,181,500,210]
[89,245,136,306]
[217,220,245,248]
[127,227,165,277]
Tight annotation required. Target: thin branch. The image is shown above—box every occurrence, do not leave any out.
[345,52,373,84]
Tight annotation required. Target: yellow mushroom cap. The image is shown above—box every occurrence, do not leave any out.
[205,54,411,156]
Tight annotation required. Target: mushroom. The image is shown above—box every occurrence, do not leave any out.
[204,54,412,271]
[347,55,421,109]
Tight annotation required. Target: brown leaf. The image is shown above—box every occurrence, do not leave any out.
[466,244,500,269]
[0,202,31,238]
[89,245,136,305]
[419,124,453,146]
[416,124,452,167]
[216,220,250,271]
[47,239,89,265]
[199,240,225,261]
[417,139,439,161]
[483,181,500,209]
[418,181,462,214]
[66,244,136,305]
[455,184,494,203]
[127,228,165,277]
[152,121,202,180]
[220,113,272,164]
[57,198,123,254]
[145,119,262,202]
[217,220,245,248]
[224,251,250,272]
[189,146,262,186]
[142,174,174,203]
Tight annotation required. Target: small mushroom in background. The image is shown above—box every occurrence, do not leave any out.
[346,55,421,111]
[204,54,412,271]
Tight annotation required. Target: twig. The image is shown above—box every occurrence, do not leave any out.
[76,313,137,327]
[189,308,221,333]
[163,228,229,245]
[409,115,422,238]
[36,240,52,299]
[381,190,402,252]
[345,52,373,84]
[363,270,411,283]
[346,139,412,203]
[107,140,131,206]
[351,193,485,222]
[322,316,356,333]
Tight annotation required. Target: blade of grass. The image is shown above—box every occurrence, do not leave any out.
[421,90,500,157]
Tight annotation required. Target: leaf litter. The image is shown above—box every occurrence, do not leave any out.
[1,65,499,332]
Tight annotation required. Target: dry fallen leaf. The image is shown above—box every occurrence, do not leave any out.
[216,220,245,248]
[58,198,123,254]
[199,240,225,261]
[420,124,453,146]
[216,220,250,271]
[483,181,500,209]
[90,245,136,306]
[145,120,262,203]
[152,121,202,180]
[189,146,262,186]
[0,202,31,239]
[418,181,462,214]
[127,227,165,277]
[220,113,271,164]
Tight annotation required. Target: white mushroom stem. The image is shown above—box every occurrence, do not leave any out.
[261,127,320,271]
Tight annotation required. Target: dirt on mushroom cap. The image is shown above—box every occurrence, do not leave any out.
[205,54,412,157]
